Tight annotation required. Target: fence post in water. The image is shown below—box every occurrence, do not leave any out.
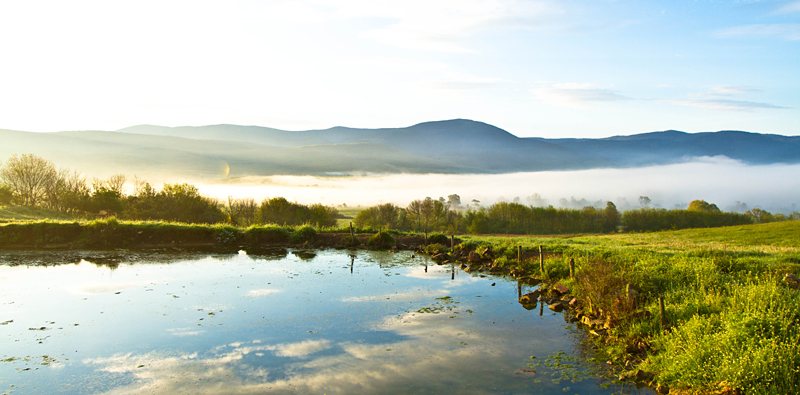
[424,229,428,245]
[451,235,454,250]
[451,264,454,280]
[539,245,544,274]
[569,258,575,279]
[517,281,522,299]
[350,222,355,243]
[517,245,522,264]
[659,296,666,329]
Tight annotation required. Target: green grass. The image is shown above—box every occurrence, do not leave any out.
[0,205,80,222]
[335,207,364,228]
[464,220,800,394]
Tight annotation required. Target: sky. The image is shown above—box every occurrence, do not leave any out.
[0,0,798,138]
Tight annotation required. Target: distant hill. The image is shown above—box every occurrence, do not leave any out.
[542,130,800,166]
[2,120,799,179]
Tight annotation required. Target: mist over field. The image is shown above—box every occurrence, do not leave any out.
[193,156,800,214]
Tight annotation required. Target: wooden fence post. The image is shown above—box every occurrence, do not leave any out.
[350,222,355,243]
[569,258,575,279]
[451,235,454,250]
[539,245,544,274]
[517,245,522,264]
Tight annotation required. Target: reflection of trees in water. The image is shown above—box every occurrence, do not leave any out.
[291,250,317,261]
[243,247,288,261]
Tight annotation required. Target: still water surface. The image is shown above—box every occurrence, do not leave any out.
[0,249,652,394]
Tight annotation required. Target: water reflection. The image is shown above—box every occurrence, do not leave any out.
[0,249,653,395]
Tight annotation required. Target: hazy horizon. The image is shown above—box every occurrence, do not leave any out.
[184,156,799,214]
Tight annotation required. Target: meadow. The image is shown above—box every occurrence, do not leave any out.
[464,221,800,394]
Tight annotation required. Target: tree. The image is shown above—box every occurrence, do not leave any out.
[603,201,621,232]
[447,194,462,209]
[0,154,58,206]
[225,196,258,226]
[745,208,773,223]
[420,197,435,230]
[93,174,127,195]
[638,196,651,208]
[0,184,12,205]
[406,199,423,229]
[687,199,720,213]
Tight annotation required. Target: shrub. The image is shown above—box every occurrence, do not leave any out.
[290,225,317,244]
[368,231,396,249]
[243,225,290,243]
[428,232,449,245]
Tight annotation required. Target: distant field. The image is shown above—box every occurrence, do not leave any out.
[335,207,364,228]
[0,206,79,222]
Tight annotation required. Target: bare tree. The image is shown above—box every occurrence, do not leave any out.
[44,168,88,211]
[105,174,127,195]
[93,174,127,195]
[0,154,58,206]
[225,196,258,226]
[132,175,147,196]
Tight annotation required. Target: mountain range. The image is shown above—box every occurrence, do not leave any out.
[2,119,798,180]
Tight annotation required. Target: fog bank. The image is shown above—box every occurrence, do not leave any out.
[194,157,800,213]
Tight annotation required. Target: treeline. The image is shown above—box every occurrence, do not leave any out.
[2,153,797,234]
[0,154,338,226]
[621,208,752,232]
[355,199,797,234]
[355,200,621,234]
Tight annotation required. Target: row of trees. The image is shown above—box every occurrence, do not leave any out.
[354,198,797,234]
[354,197,463,233]
[2,154,796,233]
[0,154,339,226]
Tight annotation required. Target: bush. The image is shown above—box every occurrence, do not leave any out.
[243,225,290,243]
[368,231,396,248]
[428,232,449,245]
[290,225,317,244]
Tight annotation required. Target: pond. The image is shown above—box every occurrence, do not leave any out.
[0,249,653,394]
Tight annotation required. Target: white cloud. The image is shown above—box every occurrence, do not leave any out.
[670,99,785,111]
[267,339,333,358]
[715,24,800,41]
[531,83,631,108]
[707,85,762,96]
[675,85,785,111]
[246,289,281,297]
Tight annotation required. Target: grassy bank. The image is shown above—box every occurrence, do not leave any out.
[2,217,798,393]
[462,220,800,394]
[0,217,418,249]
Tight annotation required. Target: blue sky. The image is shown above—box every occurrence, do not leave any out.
[0,0,797,138]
